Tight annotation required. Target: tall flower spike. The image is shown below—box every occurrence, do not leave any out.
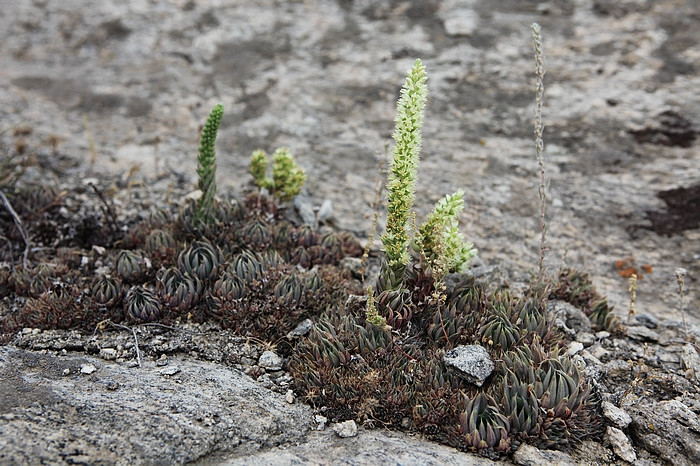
[196,103,224,226]
[381,59,428,274]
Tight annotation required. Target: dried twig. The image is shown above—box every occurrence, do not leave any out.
[88,182,118,235]
[95,320,142,368]
[676,268,688,340]
[0,190,30,267]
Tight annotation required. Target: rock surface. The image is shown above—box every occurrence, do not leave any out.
[628,398,700,466]
[0,345,312,464]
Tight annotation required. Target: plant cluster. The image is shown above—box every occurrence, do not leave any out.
[290,58,603,456]
[290,279,603,455]
[0,107,361,344]
[1,28,610,459]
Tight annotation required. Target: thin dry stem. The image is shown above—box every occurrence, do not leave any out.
[360,158,385,278]
[531,23,547,287]
[0,190,30,267]
[627,273,637,325]
[676,267,688,340]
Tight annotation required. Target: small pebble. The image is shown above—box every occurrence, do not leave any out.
[333,420,358,438]
[566,341,584,356]
[602,401,632,429]
[62,368,70,376]
[156,354,169,367]
[100,348,118,360]
[80,364,97,375]
[575,332,596,347]
[104,380,120,391]
[285,389,295,404]
[606,426,636,463]
[159,366,180,376]
[259,351,284,371]
[314,414,328,431]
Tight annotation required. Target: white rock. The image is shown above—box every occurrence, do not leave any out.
[333,420,358,438]
[606,426,636,463]
[285,389,295,404]
[314,414,328,431]
[160,366,181,376]
[565,341,584,356]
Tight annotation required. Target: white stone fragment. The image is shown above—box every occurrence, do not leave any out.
[566,341,584,356]
[606,426,636,463]
[80,364,97,375]
[333,420,358,438]
[602,401,632,429]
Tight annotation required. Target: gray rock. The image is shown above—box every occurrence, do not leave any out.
[626,326,660,342]
[0,346,312,464]
[548,300,592,335]
[333,420,358,438]
[443,345,494,387]
[606,426,636,463]
[99,347,118,360]
[628,399,700,466]
[317,199,334,223]
[286,318,314,339]
[292,195,315,225]
[226,428,496,465]
[602,401,632,429]
[513,443,578,466]
[159,366,181,376]
[442,12,478,37]
[681,343,700,383]
[259,350,284,371]
[340,256,364,276]
[633,313,659,329]
[575,332,596,347]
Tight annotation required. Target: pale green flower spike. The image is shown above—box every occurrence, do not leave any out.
[381,59,428,270]
[272,148,306,202]
[250,149,272,190]
[196,103,224,226]
[418,190,477,274]
[249,147,306,202]
[365,286,390,330]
